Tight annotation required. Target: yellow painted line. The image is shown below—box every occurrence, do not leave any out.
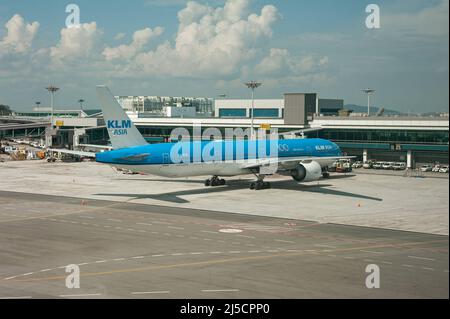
[9,239,449,283]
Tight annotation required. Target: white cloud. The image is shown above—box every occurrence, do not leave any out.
[0,14,39,54]
[130,0,280,77]
[50,22,102,62]
[383,0,449,37]
[255,48,329,77]
[114,32,126,40]
[103,27,164,61]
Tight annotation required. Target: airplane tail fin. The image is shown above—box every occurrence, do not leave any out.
[96,85,148,149]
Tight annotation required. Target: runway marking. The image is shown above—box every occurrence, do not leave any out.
[107,219,122,222]
[421,267,434,271]
[4,240,448,282]
[40,269,52,272]
[131,291,170,295]
[315,244,337,249]
[113,258,126,261]
[274,239,296,244]
[201,230,218,234]
[360,250,383,255]
[95,260,107,264]
[132,256,145,259]
[236,235,255,239]
[0,296,32,299]
[171,253,184,256]
[201,289,239,293]
[381,261,393,265]
[59,293,101,298]
[408,256,435,261]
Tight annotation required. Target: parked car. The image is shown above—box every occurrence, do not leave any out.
[439,165,449,173]
[372,162,383,169]
[352,161,363,169]
[432,165,441,172]
[382,162,395,169]
[419,164,433,172]
[393,162,406,170]
[363,161,373,169]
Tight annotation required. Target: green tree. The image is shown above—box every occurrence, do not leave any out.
[0,104,12,116]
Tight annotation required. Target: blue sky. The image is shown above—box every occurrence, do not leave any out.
[0,0,448,113]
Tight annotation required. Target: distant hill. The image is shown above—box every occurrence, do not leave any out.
[344,104,403,115]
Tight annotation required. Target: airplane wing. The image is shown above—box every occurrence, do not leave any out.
[48,149,96,158]
[241,156,356,169]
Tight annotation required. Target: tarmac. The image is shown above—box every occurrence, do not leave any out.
[0,160,448,298]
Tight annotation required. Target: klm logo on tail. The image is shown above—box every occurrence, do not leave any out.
[107,120,131,136]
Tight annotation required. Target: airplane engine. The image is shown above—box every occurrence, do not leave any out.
[291,161,322,182]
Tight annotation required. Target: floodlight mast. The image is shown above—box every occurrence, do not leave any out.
[362,88,375,116]
[245,81,262,140]
[46,85,59,128]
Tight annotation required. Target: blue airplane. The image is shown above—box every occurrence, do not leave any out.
[57,86,352,190]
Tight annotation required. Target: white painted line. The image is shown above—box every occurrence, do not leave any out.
[209,252,223,254]
[381,261,393,265]
[200,230,218,234]
[360,250,383,255]
[237,235,255,239]
[3,276,17,280]
[95,260,107,264]
[151,254,164,257]
[22,272,34,276]
[78,263,89,266]
[408,256,435,261]
[0,296,32,299]
[113,258,126,261]
[201,289,239,293]
[315,244,337,249]
[274,239,295,244]
[40,269,52,272]
[267,249,279,253]
[132,256,145,259]
[131,291,170,295]
[59,293,101,298]
[247,250,261,253]
[171,253,184,256]
[402,264,414,268]
[168,226,184,230]
[422,267,435,271]
[189,252,203,255]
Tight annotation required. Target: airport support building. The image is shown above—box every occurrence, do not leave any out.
[1,92,448,168]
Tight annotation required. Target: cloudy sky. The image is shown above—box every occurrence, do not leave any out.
[0,0,448,112]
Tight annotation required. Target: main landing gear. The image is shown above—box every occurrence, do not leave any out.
[205,176,226,187]
[249,174,271,190]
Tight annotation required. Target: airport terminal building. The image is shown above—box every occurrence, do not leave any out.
[1,92,448,168]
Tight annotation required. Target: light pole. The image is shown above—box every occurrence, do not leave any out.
[78,99,85,112]
[35,101,41,108]
[245,81,261,140]
[362,88,375,116]
[46,85,59,128]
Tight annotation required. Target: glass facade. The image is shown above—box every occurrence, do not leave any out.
[219,108,247,117]
[251,108,280,118]
[115,96,214,116]
[318,129,449,145]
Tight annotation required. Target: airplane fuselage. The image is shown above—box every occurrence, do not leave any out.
[95,138,342,178]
